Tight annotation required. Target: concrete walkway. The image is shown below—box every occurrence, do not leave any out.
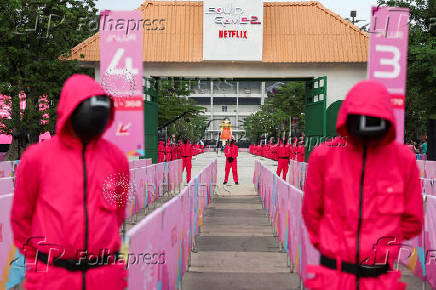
[182,183,301,290]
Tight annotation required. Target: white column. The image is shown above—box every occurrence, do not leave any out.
[210,80,214,134]
[261,81,265,105]
[94,63,100,82]
[236,81,239,138]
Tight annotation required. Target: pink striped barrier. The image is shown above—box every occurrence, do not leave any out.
[128,159,152,169]
[0,178,14,196]
[399,195,436,288]
[125,160,217,289]
[254,161,319,281]
[0,162,13,178]
[417,160,436,179]
[0,194,15,288]
[125,160,184,219]
[289,159,435,196]
[134,159,152,168]
[282,159,436,286]
[425,196,436,289]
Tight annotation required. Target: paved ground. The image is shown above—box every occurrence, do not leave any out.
[182,152,428,290]
[184,152,300,290]
[182,185,301,289]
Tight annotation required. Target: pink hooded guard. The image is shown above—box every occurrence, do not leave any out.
[302,80,423,289]
[11,74,128,290]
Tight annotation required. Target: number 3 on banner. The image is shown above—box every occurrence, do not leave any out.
[106,48,139,76]
[373,45,400,79]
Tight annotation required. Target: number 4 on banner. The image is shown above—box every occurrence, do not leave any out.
[106,48,139,76]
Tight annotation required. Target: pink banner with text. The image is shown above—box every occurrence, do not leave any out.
[100,10,144,157]
[368,6,410,144]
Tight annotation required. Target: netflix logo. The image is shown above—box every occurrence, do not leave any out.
[219,30,247,39]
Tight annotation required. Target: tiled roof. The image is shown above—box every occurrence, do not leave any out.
[66,1,368,63]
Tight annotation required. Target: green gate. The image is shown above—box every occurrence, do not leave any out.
[326,100,343,137]
[143,77,159,163]
[305,76,327,161]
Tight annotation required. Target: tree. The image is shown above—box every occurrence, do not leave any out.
[377,0,436,146]
[0,0,98,160]
[157,78,207,140]
[243,82,306,144]
[157,79,204,127]
[168,115,208,143]
[264,81,306,135]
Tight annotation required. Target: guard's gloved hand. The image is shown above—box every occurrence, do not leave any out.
[228,157,234,163]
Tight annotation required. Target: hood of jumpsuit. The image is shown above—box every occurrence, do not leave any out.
[56,74,115,145]
[335,80,396,146]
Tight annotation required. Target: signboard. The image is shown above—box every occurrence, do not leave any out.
[100,11,145,156]
[368,6,410,144]
[203,0,263,61]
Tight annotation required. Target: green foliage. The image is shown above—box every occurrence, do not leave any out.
[0,0,97,158]
[243,82,305,144]
[157,79,207,140]
[378,0,436,141]
[168,115,208,142]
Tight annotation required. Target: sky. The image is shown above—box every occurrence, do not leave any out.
[95,0,379,26]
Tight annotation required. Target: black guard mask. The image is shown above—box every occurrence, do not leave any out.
[71,95,111,143]
[346,114,390,142]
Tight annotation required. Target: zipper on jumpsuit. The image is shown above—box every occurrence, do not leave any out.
[82,143,89,290]
[356,145,367,290]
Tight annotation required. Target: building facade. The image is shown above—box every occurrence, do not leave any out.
[68,0,369,143]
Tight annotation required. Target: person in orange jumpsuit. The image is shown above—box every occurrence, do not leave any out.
[223,139,239,185]
[181,138,193,183]
[276,138,291,180]
[158,140,165,163]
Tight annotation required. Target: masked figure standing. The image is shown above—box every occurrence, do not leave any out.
[223,139,239,185]
[302,81,423,290]
[158,140,165,163]
[11,74,129,290]
[181,138,193,183]
[276,138,291,180]
[164,140,172,162]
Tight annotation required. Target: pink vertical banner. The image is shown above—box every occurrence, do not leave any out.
[368,6,410,144]
[100,11,145,156]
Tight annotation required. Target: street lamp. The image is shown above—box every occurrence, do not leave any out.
[348,10,366,25]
